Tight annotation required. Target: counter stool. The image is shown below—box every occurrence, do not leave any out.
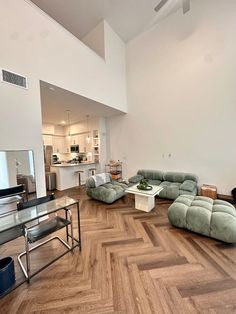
[89,167,96,176]
[75,170,84,188]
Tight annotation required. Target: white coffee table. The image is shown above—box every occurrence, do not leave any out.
[126,184,163,212]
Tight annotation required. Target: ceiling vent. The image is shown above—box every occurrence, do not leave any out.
[1,68,28,89]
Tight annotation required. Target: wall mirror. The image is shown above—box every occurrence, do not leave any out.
[0,150,36,196]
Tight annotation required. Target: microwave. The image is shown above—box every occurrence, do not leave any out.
[70,145,79,153]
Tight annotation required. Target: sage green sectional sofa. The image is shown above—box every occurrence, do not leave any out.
[168,195,236,243]
[129,170,198,200]
[86,173,127,204]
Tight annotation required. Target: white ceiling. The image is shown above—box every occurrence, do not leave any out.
[40,81,124,125]
[30,0,182,42]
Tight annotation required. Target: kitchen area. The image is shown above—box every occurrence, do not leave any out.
[43,118,101,191]
[39,80,117,192]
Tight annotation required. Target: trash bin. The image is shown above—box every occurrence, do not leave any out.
[45,172,56,191]
[0,257,15,297]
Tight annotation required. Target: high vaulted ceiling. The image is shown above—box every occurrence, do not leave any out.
[30,0,182,42]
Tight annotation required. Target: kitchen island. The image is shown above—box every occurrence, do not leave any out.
[50,162,97,191]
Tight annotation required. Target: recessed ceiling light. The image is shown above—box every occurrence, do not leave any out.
[61,121,66,124]
[49,86,55,91]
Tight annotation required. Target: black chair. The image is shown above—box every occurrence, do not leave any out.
[0,184,27,203]
[16,194,74,280]
[0,185,28,245]
[0,226,24,246]
[17,194,54,211]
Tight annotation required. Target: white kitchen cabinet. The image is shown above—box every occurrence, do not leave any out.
[43,135,53,146]
[53,136,66,154]
[85,133,92,153]
[71,135,79,145]
[65,137,71,153]
[77,135,85,152]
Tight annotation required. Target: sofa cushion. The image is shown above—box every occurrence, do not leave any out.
[163,172,185,183]
[137,169,163,181]
[148,179,161,186]
[180,180,196,192]
[168,195,236,243]
[87,181,126,204]
[86,173,111,188]
[128,175,144,184]
[184,173,198,182]
[164,172,198,183]
[128,170,198,200]
[159,182,181,200]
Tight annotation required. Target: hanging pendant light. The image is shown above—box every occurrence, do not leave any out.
[66,110,71,139]
[86,115,90,143]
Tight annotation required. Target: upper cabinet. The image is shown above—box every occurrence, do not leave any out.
[78,134,86,153]
[65,137,71,153]
[42,120,99,156]
[53,136,66,154]
[43,135,53,146]
[70,135,79,146]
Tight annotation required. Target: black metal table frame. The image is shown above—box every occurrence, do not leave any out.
[0,200,81,298]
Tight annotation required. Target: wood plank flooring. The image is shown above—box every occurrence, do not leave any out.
[0,188,236,314]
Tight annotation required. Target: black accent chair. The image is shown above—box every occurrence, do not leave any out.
[0,184,27,204]
[0,184,28,245]
[0,195,55,246]
[17,194,54,211]
[0,226,24,246]
[16,194,74,280]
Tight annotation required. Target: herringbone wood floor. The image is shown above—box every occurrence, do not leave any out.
[0,188,236,314]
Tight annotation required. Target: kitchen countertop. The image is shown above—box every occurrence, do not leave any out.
[51,162,96,167]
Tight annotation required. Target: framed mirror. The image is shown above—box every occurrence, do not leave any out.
[0,150,36,214]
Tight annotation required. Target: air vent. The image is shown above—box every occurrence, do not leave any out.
[1,69,28,89]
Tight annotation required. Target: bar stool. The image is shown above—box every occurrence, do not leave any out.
[75,170,84,188]
[89,167,96,176]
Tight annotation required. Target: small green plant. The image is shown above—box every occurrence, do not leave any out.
[137,178,153,191]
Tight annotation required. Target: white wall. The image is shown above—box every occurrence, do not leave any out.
[0,152,9,188]
[109,0,236,195]
[0,0,126,196]
[0,78,45,196]
[82,21,105,59]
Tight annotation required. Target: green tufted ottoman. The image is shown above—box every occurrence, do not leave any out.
[168,195,236,243]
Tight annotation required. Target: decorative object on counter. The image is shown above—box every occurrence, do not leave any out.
[137,179,153,191]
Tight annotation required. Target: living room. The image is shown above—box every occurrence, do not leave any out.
[0,0,236,313]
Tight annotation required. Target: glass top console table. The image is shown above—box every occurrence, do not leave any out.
[0,196,81,298]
